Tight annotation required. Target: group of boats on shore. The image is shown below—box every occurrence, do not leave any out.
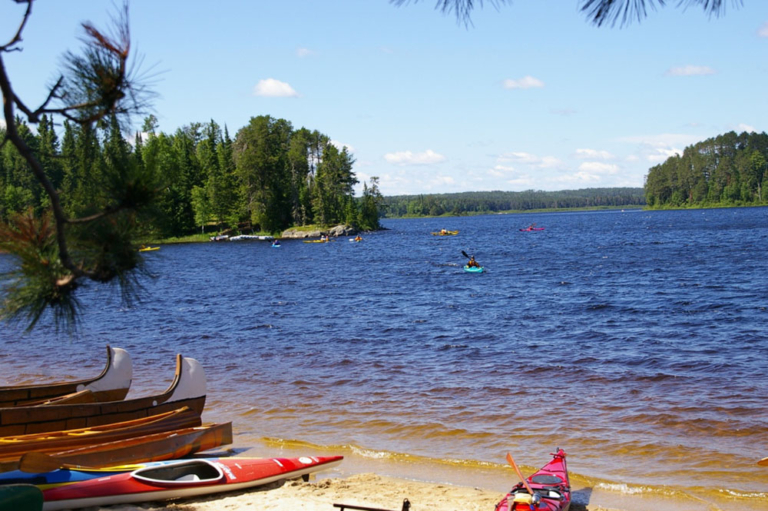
[0,346,342,510]
[0,346,577,511]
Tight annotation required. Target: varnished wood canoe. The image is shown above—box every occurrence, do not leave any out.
[0,346,132,408]
[12,422,233,474]
[0,421,232,474]
[0,355,206,437]
[0,406,201,462]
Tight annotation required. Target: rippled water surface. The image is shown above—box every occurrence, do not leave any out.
[1,208,767,509]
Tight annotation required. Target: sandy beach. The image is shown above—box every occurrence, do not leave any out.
[102,473,609,511]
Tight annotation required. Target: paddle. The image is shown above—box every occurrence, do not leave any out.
[461,250,483,270]
[758,457,768,466]
[19,452,102,473]
[506,452,537,498]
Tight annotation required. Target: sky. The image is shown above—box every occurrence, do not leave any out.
[1,0,767,196]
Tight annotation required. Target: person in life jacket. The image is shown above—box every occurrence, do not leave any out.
[467,255,481,268]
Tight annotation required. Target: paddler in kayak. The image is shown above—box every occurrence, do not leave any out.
[440,228,447,234]
[466,255,481,268]
[354,235,362,242]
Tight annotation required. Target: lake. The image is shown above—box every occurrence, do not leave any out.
[1,207,766,510]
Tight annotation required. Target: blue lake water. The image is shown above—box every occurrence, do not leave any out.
[1,207,767,510]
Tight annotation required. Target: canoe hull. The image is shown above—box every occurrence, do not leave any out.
[0,355,205,437]
[0,346,132,408]
[464,266,483,273]
[0,407,201,463]
[41,456,343,510]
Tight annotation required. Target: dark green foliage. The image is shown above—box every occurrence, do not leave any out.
[382,187,645,217]
[644,131,768,208]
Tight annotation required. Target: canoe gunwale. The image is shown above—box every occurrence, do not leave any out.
[0,346,131,407]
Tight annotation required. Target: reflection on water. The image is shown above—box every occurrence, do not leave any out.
[1,207,767,510]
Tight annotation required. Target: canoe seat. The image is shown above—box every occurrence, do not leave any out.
[176,474,201,482]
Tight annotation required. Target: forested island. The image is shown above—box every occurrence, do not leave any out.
[0,114,383,239]
[645,131,768,208]
[381,188,645,217]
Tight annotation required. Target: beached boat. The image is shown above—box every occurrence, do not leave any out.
[0,355,206,437]
[0,346,132,408]
[40,455,343,510]
[6,421,232,476]
[431,230,459,236]
[0,407,201,463]
[495,449,571,511]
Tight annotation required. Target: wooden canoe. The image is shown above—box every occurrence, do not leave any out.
[1,421,232,474]
[0,354,206,437]
[0,406,201,462]
[0,346,132,408]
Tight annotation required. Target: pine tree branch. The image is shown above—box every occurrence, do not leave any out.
[0,0,32,52]
[0,53,84,280]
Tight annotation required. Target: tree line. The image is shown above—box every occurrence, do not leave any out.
[381,188,646,217]
[0,114,384,237]
[644,131,768,208]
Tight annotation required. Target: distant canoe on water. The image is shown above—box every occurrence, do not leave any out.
[0,346,132,408]
[0,355,206,437]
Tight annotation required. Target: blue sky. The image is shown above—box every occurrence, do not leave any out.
[1,1,767,196]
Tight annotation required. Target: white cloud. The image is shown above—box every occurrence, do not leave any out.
[758,22,768,37]
[575,149,614,160]
[735,123,756,133]
[126,131,150,147]
[646,147,682,163]
[296,47,314,58]
[503,76,544,90]
[497,152,562,169]
[331,140,355,153]
[253,78,299,97]
[553,172,602,184]
[0,118,5,129]
[665,65,716,77]
[384,149,445,166]
[488,165,516,177]
[578,162,619,174]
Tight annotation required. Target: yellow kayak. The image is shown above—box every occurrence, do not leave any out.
[303,239,329,243]
[138,246,160,252]
[431,230,459,236]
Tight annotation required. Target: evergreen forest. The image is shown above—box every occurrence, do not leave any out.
[644,131,768,208]
[0,114,384,238]
[381,188,645,217]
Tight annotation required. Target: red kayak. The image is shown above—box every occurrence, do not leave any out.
[41,455,343,510]
[519,227,545,232]
[495,449,570,511]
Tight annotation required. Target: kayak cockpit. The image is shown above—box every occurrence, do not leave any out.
[132,460,224,486]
